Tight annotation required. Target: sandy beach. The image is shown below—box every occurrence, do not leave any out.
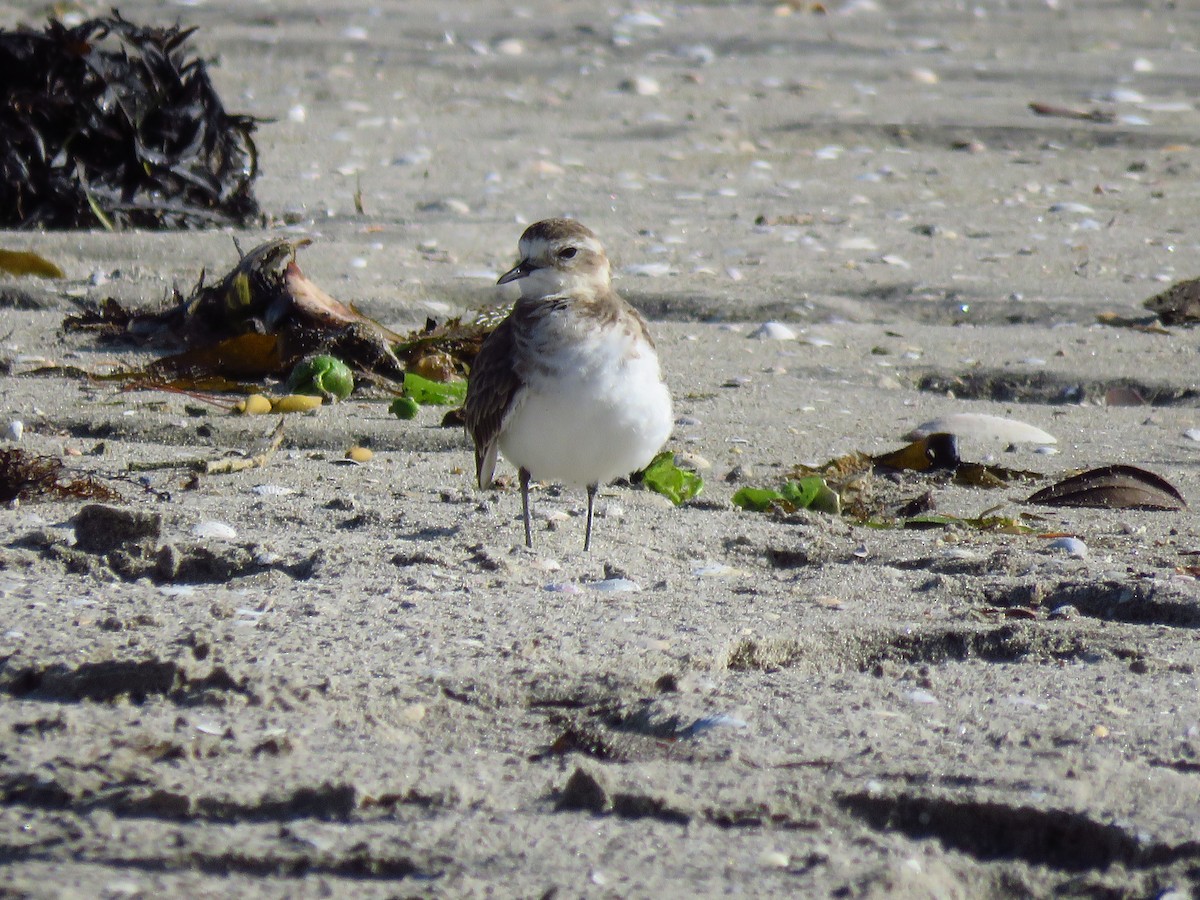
[1,1,1199,896]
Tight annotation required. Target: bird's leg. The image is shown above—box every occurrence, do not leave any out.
[584,483,597,552]
[520,467,533,548]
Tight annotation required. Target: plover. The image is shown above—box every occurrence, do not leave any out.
[464,218,673,550]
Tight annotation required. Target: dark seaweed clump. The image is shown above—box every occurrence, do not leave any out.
[0,11,262,230]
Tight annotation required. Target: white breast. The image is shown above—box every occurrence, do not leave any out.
[499,327,673,487]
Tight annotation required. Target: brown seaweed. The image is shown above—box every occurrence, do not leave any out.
[0,449,119,504]
[0,11,261,230]
[64,238,501,392]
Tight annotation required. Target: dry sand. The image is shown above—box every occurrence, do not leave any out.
[2,1,1200,896]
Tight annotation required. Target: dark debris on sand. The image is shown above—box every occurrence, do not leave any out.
[0,10,262,230]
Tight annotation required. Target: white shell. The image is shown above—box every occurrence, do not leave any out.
[906,413,1056,445]
[587,577,641,593]
[252,484,296,496]
[191,521,237,541]
[4,420,23,441]
[1048,537,1087,559]
[748,321,797,341]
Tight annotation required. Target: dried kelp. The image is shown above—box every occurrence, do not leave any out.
[393,311,503,382]
[0,449,119,504]
[64,238,495,394]
[0,12,261,229]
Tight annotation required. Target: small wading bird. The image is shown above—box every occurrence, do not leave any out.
[464,218,673,551]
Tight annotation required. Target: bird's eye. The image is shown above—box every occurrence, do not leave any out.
[558,247,577,260]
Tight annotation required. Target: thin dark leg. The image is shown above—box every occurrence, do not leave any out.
[584,483,597,552]
[519,467,532,548]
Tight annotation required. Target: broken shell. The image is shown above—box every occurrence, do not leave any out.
[192,521,237,541]
[252,484,296,497]
[906,413,1056,445]
[587,578,641,593]
[748,321,797,341]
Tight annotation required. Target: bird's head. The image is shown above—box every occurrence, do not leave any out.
[497,218,611,299]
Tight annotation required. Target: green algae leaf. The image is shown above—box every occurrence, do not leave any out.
[780,477,841,514]
[404,372,466,406]
[894,512,1034,533]
[732,476,840,514]
[730,487,785,512]
[641,451,703,505]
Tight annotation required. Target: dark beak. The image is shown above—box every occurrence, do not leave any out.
[497,259,535,285]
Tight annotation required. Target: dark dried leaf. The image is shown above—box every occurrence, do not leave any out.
[63,297,138,335]
[1027,464,1186,511]
[873,433,960,472]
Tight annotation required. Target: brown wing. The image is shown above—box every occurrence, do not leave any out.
[463,315,524,488]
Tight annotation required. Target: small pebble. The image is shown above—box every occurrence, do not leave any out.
[4,420,23,442]
[621,75,661,96]
[1048,202,1095,214]
[758,850,790,869]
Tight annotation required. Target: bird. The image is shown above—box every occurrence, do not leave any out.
[464,218,673,551]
